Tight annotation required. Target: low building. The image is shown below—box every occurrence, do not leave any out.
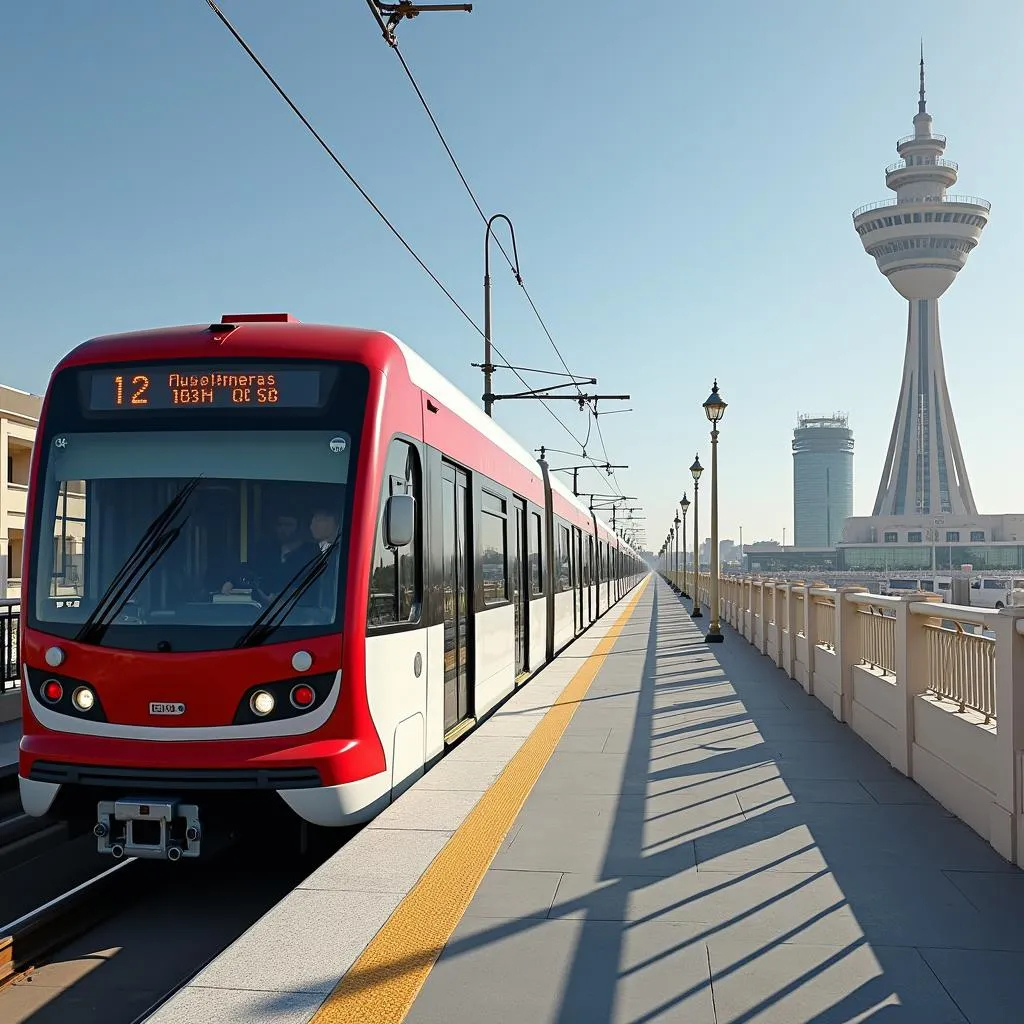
[1,385,42,598]
[838,513,1024,572]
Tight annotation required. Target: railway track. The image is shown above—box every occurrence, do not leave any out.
[0,858,142,987]
[0,768,118,932]
[0,826,349,1024]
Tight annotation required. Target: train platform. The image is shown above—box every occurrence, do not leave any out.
[147,577,1024,1024]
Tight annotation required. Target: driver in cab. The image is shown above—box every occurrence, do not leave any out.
[220,512,318,604]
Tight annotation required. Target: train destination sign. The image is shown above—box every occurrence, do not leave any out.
[86,366,323,411]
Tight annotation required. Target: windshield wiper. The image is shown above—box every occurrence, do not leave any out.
[233,538,340,649]
[75,477,202,646]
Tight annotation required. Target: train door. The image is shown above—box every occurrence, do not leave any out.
[587,535,594,623]
[513,498,529,679]
[573,526,583,634]
[442,463,473,737]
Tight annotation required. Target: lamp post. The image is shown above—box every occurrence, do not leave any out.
[690,454,703,617]
[679,493,690,598]
[702,380,728,643]
[673,512,680,583]
[483,213,522,417]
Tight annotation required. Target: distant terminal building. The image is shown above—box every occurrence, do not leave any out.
[792,414,854,548]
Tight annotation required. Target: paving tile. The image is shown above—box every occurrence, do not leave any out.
[943,869,1024,915]
[695,804,1013,874]
[366,788,482,832]
[860,777,940,805]
[549,868,865,947]
[414,758,507,792]
[190,889,404,995]
[146,987,325,1024]
[550,727,614,752]
[918,948,1024,1024]
[463,868,563,919]
[405,917,716,1024]
[493,807,697,876]
[299,828,452,893]
[708,941,967,1023]
[695,823,830,873]
[475,713,546,737]
[737,778,877,812]
[447,734,527,763]
[515,789,643,817]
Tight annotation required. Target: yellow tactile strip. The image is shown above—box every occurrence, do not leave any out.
[309,577,650,1023]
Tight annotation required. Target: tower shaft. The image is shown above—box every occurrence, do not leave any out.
[872,298,976,516]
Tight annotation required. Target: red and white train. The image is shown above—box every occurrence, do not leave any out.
[18,314,644,860]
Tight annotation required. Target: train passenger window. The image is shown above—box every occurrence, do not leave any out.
[556,525,571,592]
[530,511,543,594]
[368,440,422,628]
[480,491,508,605]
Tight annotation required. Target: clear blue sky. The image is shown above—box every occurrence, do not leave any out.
[4,1,1023,551]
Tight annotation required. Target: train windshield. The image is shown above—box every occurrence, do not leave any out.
[33,429,353,652]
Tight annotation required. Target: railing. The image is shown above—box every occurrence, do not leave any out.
[896,132,947,148]
[885,157,958,175]
[857,603,896,676]
[662,571,1024,869]
[852,194,992,218]
[925,622,996,721]
[812,591,836,651]
[0,600,20,692]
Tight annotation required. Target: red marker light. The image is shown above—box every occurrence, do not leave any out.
[290,684,315,708]
[43,680,63,703]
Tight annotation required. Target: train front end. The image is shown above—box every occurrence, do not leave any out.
[18,317,387,861]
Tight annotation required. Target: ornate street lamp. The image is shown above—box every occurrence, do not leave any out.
[690,454,703,617]
[673,511,681,582]
[679,493,690,597]
[702,380,727,642]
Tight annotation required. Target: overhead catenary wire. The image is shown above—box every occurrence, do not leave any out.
[202,0,589,453]
[363,2,633,500]
[363,1,586,398]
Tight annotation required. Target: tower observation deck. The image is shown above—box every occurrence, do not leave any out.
[853,54,989,517]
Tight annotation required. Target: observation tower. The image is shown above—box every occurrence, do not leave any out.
[853,55,990,517]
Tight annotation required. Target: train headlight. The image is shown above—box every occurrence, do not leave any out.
[250,690,275,716]
[72,686,95,712]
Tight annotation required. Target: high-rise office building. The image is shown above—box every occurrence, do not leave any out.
[793,414,854,548]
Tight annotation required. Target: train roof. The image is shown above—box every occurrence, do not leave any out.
[386,334,629,548]
[53,317,639,557]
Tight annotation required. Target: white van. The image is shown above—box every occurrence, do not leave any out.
[969,577,1024,609]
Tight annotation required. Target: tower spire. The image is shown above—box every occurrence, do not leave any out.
[918,41,927,114]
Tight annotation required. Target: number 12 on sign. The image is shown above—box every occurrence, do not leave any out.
[114,375,150,406]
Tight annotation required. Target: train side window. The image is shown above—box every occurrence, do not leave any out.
[367,440,422,628]
[480,490,508,605]
[530,511,543,594]
[569,528,580,588]
[556,524,571,592]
